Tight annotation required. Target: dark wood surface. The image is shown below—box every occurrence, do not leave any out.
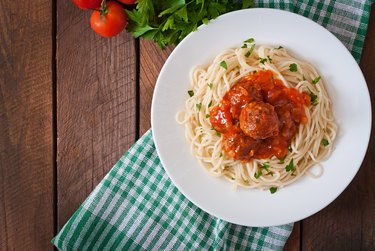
[0,2,374,250]
[0,0,54,250]
[56,0,137,228]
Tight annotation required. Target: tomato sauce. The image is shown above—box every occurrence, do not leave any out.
[209,70,310,161]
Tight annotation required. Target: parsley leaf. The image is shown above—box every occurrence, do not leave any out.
[208,100,212,107]
[267,55,272,63]
[244,38,254,43]
[312,76,321,84]
[260,162,270,172]
[245,44,255,58]
[208,83,213,89]
[269,187,277,194]
[205,114,210,118]
[276,46,283,49]
[220,152,223,157]
[278,157,286,164]
[308,87,318,105]
[254,170,262,179]
[126,1,254,49]
[288,145,292,152]
[188,90,194,97]
[196,103,202,111]
[289,63,298,72]
[220,60,228,69]
[259,57,267,64]
[216,131,221,137]
[322,138,329,146]
[285,158,295,172]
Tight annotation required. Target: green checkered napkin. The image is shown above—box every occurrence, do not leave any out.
[53,1,372,250]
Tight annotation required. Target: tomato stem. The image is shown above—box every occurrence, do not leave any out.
[99,0,109,19]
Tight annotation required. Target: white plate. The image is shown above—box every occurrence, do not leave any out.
[151,8,371,227]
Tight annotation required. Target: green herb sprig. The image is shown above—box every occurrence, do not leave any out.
[126,0,254,48]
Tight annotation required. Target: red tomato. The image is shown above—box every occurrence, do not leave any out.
[117,0,136,4]
[72,0,102,9]
[90,1,127,38]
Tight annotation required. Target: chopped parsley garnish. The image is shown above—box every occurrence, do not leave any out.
[269,187,277,194]
[285,158,295,172]
[220,152,223,157]
[278,157,286,164]
[302,75,306,81]
[260,162,270,172]
[241,44,247,48]
[267,55,273,63]
[322,138,329,146]
[259,57,267,64]
[216,131,221,137]
[208,83,213,89]
[220,60,228,70]
[254,170,262,179]
[308,87,318,105]
[188,90,194,97]
[312,76,321,84]
[196,103,202,111]
[205,114,210,118]
[289,63,298,72]
[244,38,254,43]
[245,44,255,58]
[276,46,283,49]
[208,100,212,107]
[288,145,292,152]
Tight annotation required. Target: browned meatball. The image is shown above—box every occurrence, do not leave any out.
[239,101,279,139]
[222,130,258,160]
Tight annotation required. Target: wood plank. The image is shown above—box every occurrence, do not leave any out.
[0,0,54,249]
[301,6,375,250]
[284,222,300,251]
[56,1,137,229]
[139,40,174,135]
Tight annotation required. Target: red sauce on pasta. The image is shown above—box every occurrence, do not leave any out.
[209,70,310,160]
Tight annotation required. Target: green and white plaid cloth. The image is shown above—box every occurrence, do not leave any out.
[53,1,372,250]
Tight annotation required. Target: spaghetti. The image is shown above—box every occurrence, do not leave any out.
[176,42,337,191]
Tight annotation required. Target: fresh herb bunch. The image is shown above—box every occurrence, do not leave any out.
[125,0,254,48]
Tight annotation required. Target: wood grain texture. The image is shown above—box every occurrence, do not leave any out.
[0,0,54,250]
[56,1,137,229]
[284,222,300,251]
[139,40,174,135]
[301,6,375,251]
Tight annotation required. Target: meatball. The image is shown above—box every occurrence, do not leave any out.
[209,103,233,133]
[222,130,258,160]
[239,101,279,139]
[225,83,263,120]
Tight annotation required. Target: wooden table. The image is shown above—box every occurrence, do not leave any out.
[1,1,374,250]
